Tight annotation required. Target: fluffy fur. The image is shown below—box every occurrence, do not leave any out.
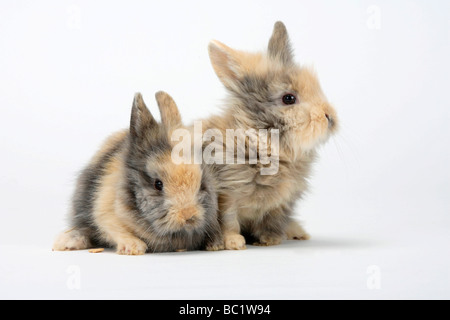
[54,92,223,255]
[201,21,338,249]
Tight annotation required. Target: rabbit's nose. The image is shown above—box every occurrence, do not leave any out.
[325,114,334,128]
[180,207,197,222]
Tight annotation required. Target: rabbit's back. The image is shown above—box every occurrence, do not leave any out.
[70,130,129,243]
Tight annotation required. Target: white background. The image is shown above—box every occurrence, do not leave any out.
[0,0,449,299]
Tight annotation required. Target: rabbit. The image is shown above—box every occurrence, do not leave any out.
[199,21,338,250]
[53,91,223,255]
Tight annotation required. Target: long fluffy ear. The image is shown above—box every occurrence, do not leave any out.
[267,21,293,64]
[208,40,242,89]
[130,93,158,143]
[155,91,182,135]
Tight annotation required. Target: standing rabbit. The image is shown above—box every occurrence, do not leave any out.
[53,92,223,255]
[201,21,338,249]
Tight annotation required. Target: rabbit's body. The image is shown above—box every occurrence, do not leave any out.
[202,22,338,249]
[199,101,316,249]
[54,92,223,255]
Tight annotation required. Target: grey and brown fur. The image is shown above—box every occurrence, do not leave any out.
[201,21,338,249]
[53,92,223,255]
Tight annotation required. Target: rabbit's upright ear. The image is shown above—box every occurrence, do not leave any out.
[267,21,293,65]
[130,93,159,143]
[208,40,244,89]
[155,91,182,135]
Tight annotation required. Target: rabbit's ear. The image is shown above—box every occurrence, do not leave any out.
[267,21,293,64]
[130,93,159,142]
[155,91,182,134]
[208,40,242,89]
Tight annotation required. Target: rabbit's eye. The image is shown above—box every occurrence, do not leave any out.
[282,94,297,105]
[154,179,164,191]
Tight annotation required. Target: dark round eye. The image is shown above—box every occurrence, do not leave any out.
[282,94,297,105]
[154,179,164,191]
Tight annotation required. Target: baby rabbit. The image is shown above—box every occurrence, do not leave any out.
[53,92,223,255]
[202,21,338,249]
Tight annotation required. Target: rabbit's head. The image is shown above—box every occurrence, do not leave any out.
[125,92,216,238]
[208,21,338,152]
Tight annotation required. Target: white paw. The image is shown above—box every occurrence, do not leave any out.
[116,238,148,255]
[224,233,246,250]
[53,229,91,251]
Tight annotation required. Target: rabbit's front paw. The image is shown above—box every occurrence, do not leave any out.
[53,229,90,251]
[286,220,311,240]
[205,242,225,251]
[253,234,283,246]
[116,238,147,255]
[224,233,246,250]
[205,236,225,251]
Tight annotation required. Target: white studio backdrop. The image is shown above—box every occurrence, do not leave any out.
[0,1,449,299]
